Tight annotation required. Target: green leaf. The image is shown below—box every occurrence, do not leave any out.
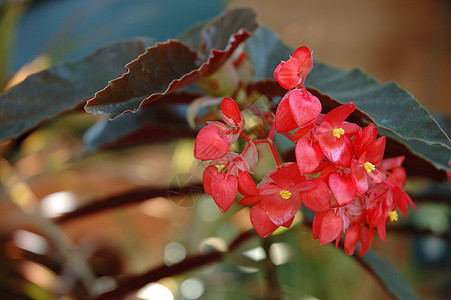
[0,38,153,142]
[84,7,258,119]
[244,25,292,81]
[244,25,451,171]
[307,67,451,171]
[359,249,420,300]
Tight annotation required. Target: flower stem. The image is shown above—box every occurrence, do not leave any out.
[268,140,282,166]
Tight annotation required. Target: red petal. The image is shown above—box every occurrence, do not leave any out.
[194,125,230,160]
[344,223,360,255]
[273,58,302,90]
[292,46,313,79]
[288,88,322,128]
[365,136,386,165]
[282,216,295,228]
[203,165,219,195]
[397,192,416,216]
[295,137,324,174]
[237,170,258,196]
[322,102,355,128]
[351,159,368,194]
[377,220,387,242]
[318,130,346,163]
[367,168,382,183]
[328,173,356,206]
[292,124,315,141]
[275,95,298,133]
[354,123,378,156]
[300,178,331,212]
[312,211,326,239]
[341,122,360,137]
[388,166,407,188]
[319,210,343,245]
[359,226,375,256]
[211,174,237,212]
[379,156,405,171]
[250,205,279,238]
[221,97,242,126]
[238,195,261,206]
[260,192,302,226]
[269,163,305,189]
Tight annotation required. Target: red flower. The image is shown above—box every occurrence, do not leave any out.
[328,171,357,206]
[273,46,313,90]
[254,163,315,226]
[203,164,257,213]
[275,88,322,133]
[351,136,386,194]
[318,102,360,166]
[295,136,324,174]
[194,125,231,160]
[299,178,330,212]
[312,209,343,246]
[194,97,244,161]
[250,205,294,238]
[220,97,244,130]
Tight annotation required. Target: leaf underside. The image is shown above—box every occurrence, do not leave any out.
[0,39,153,142]
[84,7,259,120]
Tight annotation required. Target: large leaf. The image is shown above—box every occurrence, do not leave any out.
[358,249,421,300]
[84,94,199,152]
[244,26,451,171]
[84,7,258,119]
[13,0,224,72]
[0,38,153,142]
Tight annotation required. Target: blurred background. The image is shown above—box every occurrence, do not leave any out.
[0,0,450,299]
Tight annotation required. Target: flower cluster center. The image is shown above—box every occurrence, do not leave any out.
[388,210,398,222]
[364,162,375,173]
[333,128,345,138]
[279,189,292,200]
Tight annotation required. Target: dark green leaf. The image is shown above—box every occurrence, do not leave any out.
[359,249,421,300]
[244,25,292,81]
[0,38,153,142]
[84,7,259,119]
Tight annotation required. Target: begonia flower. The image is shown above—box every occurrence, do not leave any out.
[250,205,294,238]
[295,136,324,174]
[275,88,322,133]
[318,103,360,166]
[351,136,386,194]
[257,163,315,226]
[273,46,313,90]
[194,97,244,161]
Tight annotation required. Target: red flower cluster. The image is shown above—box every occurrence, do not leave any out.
[194,46,415,256]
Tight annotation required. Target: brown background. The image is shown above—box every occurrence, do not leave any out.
[229,0,451,116]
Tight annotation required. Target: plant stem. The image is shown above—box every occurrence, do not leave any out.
[56,184,204,223]
[268,140,282,166]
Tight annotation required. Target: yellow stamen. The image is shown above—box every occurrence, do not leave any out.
[333,128,345,138]
[364,162,375,173]
[279,189,292,200]
[388,210,398,222]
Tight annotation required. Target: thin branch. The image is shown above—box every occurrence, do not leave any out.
[92,230,255,300]
[55,184,204,224]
